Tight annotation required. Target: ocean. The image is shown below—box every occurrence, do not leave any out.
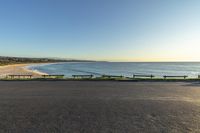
[26,62,200,78]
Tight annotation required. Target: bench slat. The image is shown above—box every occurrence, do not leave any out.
[7,75,32,79]
[72,75,93,78]
[102,75,123,78]
[133,74,154,78]
[42,75,65,78]
[163,75,188,79]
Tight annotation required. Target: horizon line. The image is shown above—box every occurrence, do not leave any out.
[1,55,200,63]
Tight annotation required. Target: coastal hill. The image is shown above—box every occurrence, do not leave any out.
[0,56,95,66]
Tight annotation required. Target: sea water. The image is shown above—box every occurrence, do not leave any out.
[26,62,200,78]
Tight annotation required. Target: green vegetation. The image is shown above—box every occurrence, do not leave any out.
[0,56,65,66]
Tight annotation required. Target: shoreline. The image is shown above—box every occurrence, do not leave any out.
[22,64,49,76]
[0,63,53,78]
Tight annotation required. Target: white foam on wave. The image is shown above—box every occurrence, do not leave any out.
[23,63,59,75]
[30,69,48,75]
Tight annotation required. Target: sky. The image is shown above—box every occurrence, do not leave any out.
[0,0,200,62]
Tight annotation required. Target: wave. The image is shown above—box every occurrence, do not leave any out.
[25,63,57,69]
[23,67,48,75]
[67,68,103,76]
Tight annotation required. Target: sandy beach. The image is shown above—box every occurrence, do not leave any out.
[0,81,200,132]
[0,63,48,78]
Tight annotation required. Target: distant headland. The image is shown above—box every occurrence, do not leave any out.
[0,56,96,66]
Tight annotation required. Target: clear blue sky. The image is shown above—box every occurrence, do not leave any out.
[0,0,200,61]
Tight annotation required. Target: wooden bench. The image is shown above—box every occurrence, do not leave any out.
[42,75,65,79]
[72,75,93,79]
[163,75,188,79]
[7,75,32,79]
[102,75,124,78]
[133,74,155,79]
